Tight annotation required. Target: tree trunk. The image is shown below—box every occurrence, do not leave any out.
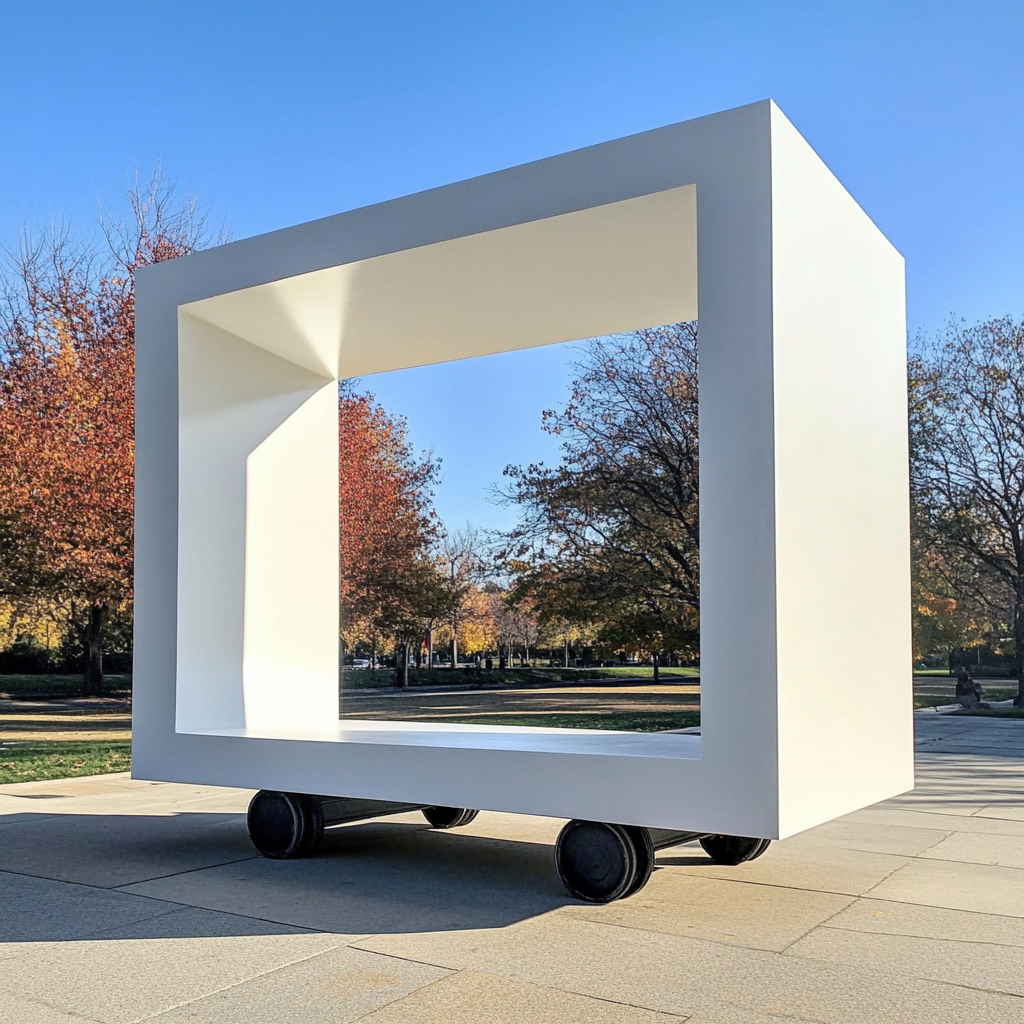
[370,638,376,678]
[451,634,458,670]
[1015,587,1024,708]
[564,639,569,668]
[399,642,409,688]
[652,651,660,684]
[82,599,106,697]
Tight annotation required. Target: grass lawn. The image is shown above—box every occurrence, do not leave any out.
[0,740,131,784]
[437,710,700,732]
[0,674,132,698]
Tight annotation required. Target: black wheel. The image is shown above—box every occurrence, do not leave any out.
[247,791,324,859]
[555,820,639,903]
[621,826,655,898]
[422,806,480,829]
[699,834,771,865]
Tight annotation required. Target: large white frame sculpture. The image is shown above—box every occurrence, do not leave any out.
[134,100,912,840]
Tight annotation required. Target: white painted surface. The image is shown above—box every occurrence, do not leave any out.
[134,100,910,838]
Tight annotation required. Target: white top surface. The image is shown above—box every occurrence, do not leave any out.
[193,720,703,759]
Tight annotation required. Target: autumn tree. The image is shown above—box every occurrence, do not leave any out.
[434,527,494,668]
[503,323,700,666]
[910,316,1024,705]
[338,383,442,682]
[0,174,217,693]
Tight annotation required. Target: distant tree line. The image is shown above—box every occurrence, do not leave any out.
[1,172,1022,704]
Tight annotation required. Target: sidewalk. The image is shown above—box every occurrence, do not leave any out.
[0,718,1021,1023]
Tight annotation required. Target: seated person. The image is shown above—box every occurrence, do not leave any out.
[954,671,984,709]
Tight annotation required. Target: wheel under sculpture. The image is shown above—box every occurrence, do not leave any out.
[246,792,769,902]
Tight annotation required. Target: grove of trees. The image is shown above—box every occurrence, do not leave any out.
[1,175,1022,704]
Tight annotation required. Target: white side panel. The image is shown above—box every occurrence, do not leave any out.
[176,313,336,733]
[769,106,913,836]
[243,381,339,730]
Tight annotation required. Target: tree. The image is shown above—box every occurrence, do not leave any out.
[338,383,441,681]
[502,323,700,663]
[435,527,492,668]
[0,173,216,693]
[910,316,1024,705]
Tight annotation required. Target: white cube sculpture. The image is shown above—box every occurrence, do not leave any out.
[134,100,912,840]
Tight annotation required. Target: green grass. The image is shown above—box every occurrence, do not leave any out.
[437,710,700,732]
[0,740,131,784]
[0,674,132,698]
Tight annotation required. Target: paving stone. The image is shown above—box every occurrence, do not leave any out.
[865,858,1024,917]
[562,870,854,952]
[0,870,177,951]
[0,993,96,1024]
[121,820,566,934]
[846,806,1024,837]
[786,925,1024,996]
[351,970,688,1024]
[824,897,1024,947]
[0,809,257,887]
[659,838,910,897]
[776,818,950,857]
[361,914,1024,1024]
[0,907,343,1024]
[917,830,1024,868]
[147,945,449,1023]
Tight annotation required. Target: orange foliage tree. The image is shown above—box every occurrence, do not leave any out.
[338,383,443,676]
[0,176,217,693]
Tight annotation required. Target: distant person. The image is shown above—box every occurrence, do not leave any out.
[954,669,984,710]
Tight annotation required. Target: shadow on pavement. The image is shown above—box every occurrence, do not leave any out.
[0,812,571,941]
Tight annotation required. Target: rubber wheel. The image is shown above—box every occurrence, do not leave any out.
[555,820,638,903]
[422,806,480,829]
[621,826,655,898]
[699,834,770,866]
[247,791,324,859]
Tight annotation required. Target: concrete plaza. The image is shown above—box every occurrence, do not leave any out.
[0,716,1021,1023]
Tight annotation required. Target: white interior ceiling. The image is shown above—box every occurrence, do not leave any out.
[182,184,698,380]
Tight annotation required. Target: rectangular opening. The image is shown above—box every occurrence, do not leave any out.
[339,323,700,739]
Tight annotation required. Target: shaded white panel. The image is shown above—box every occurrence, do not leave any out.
[769,106,913,836]
[176,313,334,733]
[243,381,340,731]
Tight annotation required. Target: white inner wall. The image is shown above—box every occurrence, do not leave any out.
[177,185,699,736]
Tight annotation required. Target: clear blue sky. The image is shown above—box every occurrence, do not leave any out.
[3,2,1022,532]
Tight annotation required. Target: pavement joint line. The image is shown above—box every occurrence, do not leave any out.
[816,920,1024,948]
[129,937,361,1023]
[646,864,907,902]
[922,978,1024,1000]
[775,895,859,955]
[0,865,333,936]
[13,993,106,1024]
[368,967,696,1022]
[339,969,464,1024]
[108,853,261,890]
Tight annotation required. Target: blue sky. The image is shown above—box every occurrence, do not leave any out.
[3,2,1022,532]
